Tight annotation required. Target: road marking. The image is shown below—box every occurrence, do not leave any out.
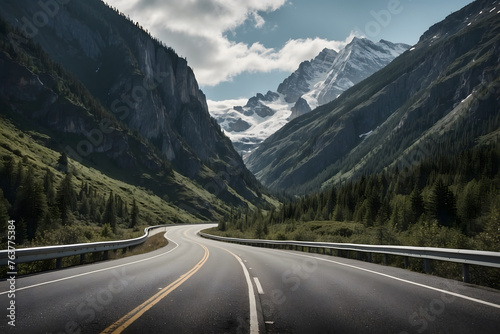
[253,277,265,295]
[101,243,210,334]
[0,230,179,295]
[187,228,261,333]
[285,251,500,310]
[218,248,259,333]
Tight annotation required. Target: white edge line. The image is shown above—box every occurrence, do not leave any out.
[253,277,265,295]
[186,227,260,333]
[0,230,179,295]
[224,250,259,333]
[285,251,500,310]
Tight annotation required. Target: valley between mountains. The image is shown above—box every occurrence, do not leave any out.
[1,1,500,333]
[0,0,499,288]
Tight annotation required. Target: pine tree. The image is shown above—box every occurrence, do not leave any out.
[0,156,16,204]
[14,160,25,193]
[79,191,90,216]
[13,166,47,240]
[130,198,139,228]
[103,191,117,233]
[364,193,381,226]
[254,221,264,239]
[101,223,112,238]
[0,189,10,237]
[57,172,77,226]
[456,180,481,233]
[57,151,68,172]
[43,167,56,206]
[218,220,226,231]
[410,185,424,222]
[428,179,456,227]
[15,219,28,245]
[325,187,337,220]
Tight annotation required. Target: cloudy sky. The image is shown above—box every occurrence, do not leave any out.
[104,0,473,102]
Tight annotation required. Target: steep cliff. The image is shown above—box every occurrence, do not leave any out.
[0,0,268,217]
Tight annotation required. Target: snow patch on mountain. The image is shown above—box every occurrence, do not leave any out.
[209,37,410,158]
[209,95,293,155]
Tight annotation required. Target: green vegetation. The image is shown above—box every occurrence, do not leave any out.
[247,4,500,195]
[0,230,169,276]
[216,144,500,250]
[0,117,197,249]
[209,143,500,287]
[0,12,272,229]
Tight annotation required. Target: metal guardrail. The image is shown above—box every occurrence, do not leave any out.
[0,224,172,268]
[199,232,500,283]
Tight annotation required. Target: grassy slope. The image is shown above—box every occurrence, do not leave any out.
[0,116,198,237]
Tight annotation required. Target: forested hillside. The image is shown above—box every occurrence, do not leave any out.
[246,0,500,194]
[217,142,500,252]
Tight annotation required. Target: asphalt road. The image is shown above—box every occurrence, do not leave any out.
[1,224,499,333]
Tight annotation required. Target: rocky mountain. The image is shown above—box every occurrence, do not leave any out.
[279,38,410,110]
[210,38,409,156]
[246,0,500,194]
[0,0,269,219]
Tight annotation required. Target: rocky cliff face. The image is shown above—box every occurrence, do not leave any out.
[0,0,266,211]
[210,38,408,157]
[246,0,500,194]
[278,48,338,104]
[298,38,410,109]
[0,49,163,172]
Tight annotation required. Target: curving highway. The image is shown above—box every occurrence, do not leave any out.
[1,224,499,333]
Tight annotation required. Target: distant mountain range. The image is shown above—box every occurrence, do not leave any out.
[209,38,409,156]
[246,0,500,194]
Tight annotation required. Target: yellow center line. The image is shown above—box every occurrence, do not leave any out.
[101,239,209,334]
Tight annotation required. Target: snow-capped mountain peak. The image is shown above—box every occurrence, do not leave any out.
[209,37,410,158]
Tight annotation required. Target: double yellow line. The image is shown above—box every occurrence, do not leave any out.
[101,243,210,334]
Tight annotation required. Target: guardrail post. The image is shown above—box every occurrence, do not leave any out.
[367,253,372,263]
[103,250,109,260]
[80,253,85,264]
[462,263,470,283]
[424,259,431,273]
[384,254,389,265]
[56,258,62,269]
[356,251,361,260]
[404,256,409,269]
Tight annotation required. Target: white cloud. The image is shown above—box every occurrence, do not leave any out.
[105,0,353,87]
[207,98,249,112]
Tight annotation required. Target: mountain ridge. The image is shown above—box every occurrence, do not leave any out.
[246,0,500,194]
[210,37,409,156]
[0,0,270,221]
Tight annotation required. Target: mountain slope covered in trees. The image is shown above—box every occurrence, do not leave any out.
[246,0,500,194]
[213,142,500,286]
